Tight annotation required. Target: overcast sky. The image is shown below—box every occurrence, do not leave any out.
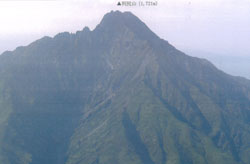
[0,0,250,57]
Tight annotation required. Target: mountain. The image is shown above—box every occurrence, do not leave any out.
[0,10,250,164]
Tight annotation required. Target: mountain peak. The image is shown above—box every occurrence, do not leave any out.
[97,10,142,30]
[101,10,137,23]
[95,10,159,41]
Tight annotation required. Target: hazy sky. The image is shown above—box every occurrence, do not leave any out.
[0,0,250,57]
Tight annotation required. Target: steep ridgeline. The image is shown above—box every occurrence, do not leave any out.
[0,11,250,164]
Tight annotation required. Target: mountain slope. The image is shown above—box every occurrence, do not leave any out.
[0,11,249,164]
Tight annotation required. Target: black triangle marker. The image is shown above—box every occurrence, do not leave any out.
[117,2,121,6]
